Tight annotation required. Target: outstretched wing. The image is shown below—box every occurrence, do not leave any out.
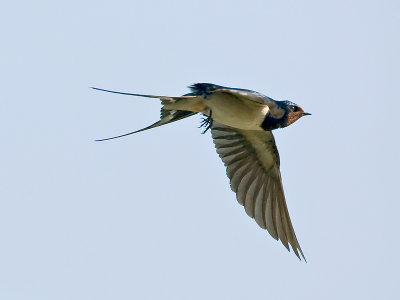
[211,122,305,261]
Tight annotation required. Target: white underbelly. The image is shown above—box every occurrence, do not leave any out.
[205,94,269,130]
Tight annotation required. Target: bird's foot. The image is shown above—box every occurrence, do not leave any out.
[199,110,213,134]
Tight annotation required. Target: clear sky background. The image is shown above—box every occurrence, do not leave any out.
[1,0,399,299]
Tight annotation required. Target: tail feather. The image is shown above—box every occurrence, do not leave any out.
[91,87,196,102]
[92,86,198,141]
[96,109,196,142]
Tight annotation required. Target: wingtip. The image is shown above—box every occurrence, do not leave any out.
[300,250,307,263]
[280,242,307,262]
[294,245,307,262]
[295,247,307,263]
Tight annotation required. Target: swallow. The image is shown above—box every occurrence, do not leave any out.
[92,83,311,261]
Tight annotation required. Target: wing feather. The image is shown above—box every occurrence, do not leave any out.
[189,83,276,105]
[264,179,278,239]
[253,172,267,229]
[244,168,262,219]
[274,192,289,250]
[211,122,305,261]
[231,163,254,193]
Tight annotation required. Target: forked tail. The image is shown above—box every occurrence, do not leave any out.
[92,87,197,141]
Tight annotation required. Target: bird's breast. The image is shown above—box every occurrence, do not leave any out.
[205,94,269,130]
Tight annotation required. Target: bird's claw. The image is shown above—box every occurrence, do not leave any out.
[199,110,213,134]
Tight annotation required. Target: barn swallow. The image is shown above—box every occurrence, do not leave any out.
[92,83,311,261]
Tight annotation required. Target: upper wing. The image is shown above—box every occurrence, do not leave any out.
[189,83,276,106]
[211,122,306,261]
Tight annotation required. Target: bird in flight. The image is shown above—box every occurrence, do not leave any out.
[92,83,311,261]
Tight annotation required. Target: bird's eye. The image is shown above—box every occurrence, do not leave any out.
[290,105,298,112]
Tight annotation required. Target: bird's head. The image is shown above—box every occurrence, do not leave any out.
[280,101,311,128]
[261,100,311,131]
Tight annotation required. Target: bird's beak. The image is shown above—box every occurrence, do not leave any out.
[298,106,311,116]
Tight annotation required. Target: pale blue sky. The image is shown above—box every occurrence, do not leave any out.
[1,0,399,299]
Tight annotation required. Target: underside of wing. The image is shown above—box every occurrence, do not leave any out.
[211,122,306,261]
